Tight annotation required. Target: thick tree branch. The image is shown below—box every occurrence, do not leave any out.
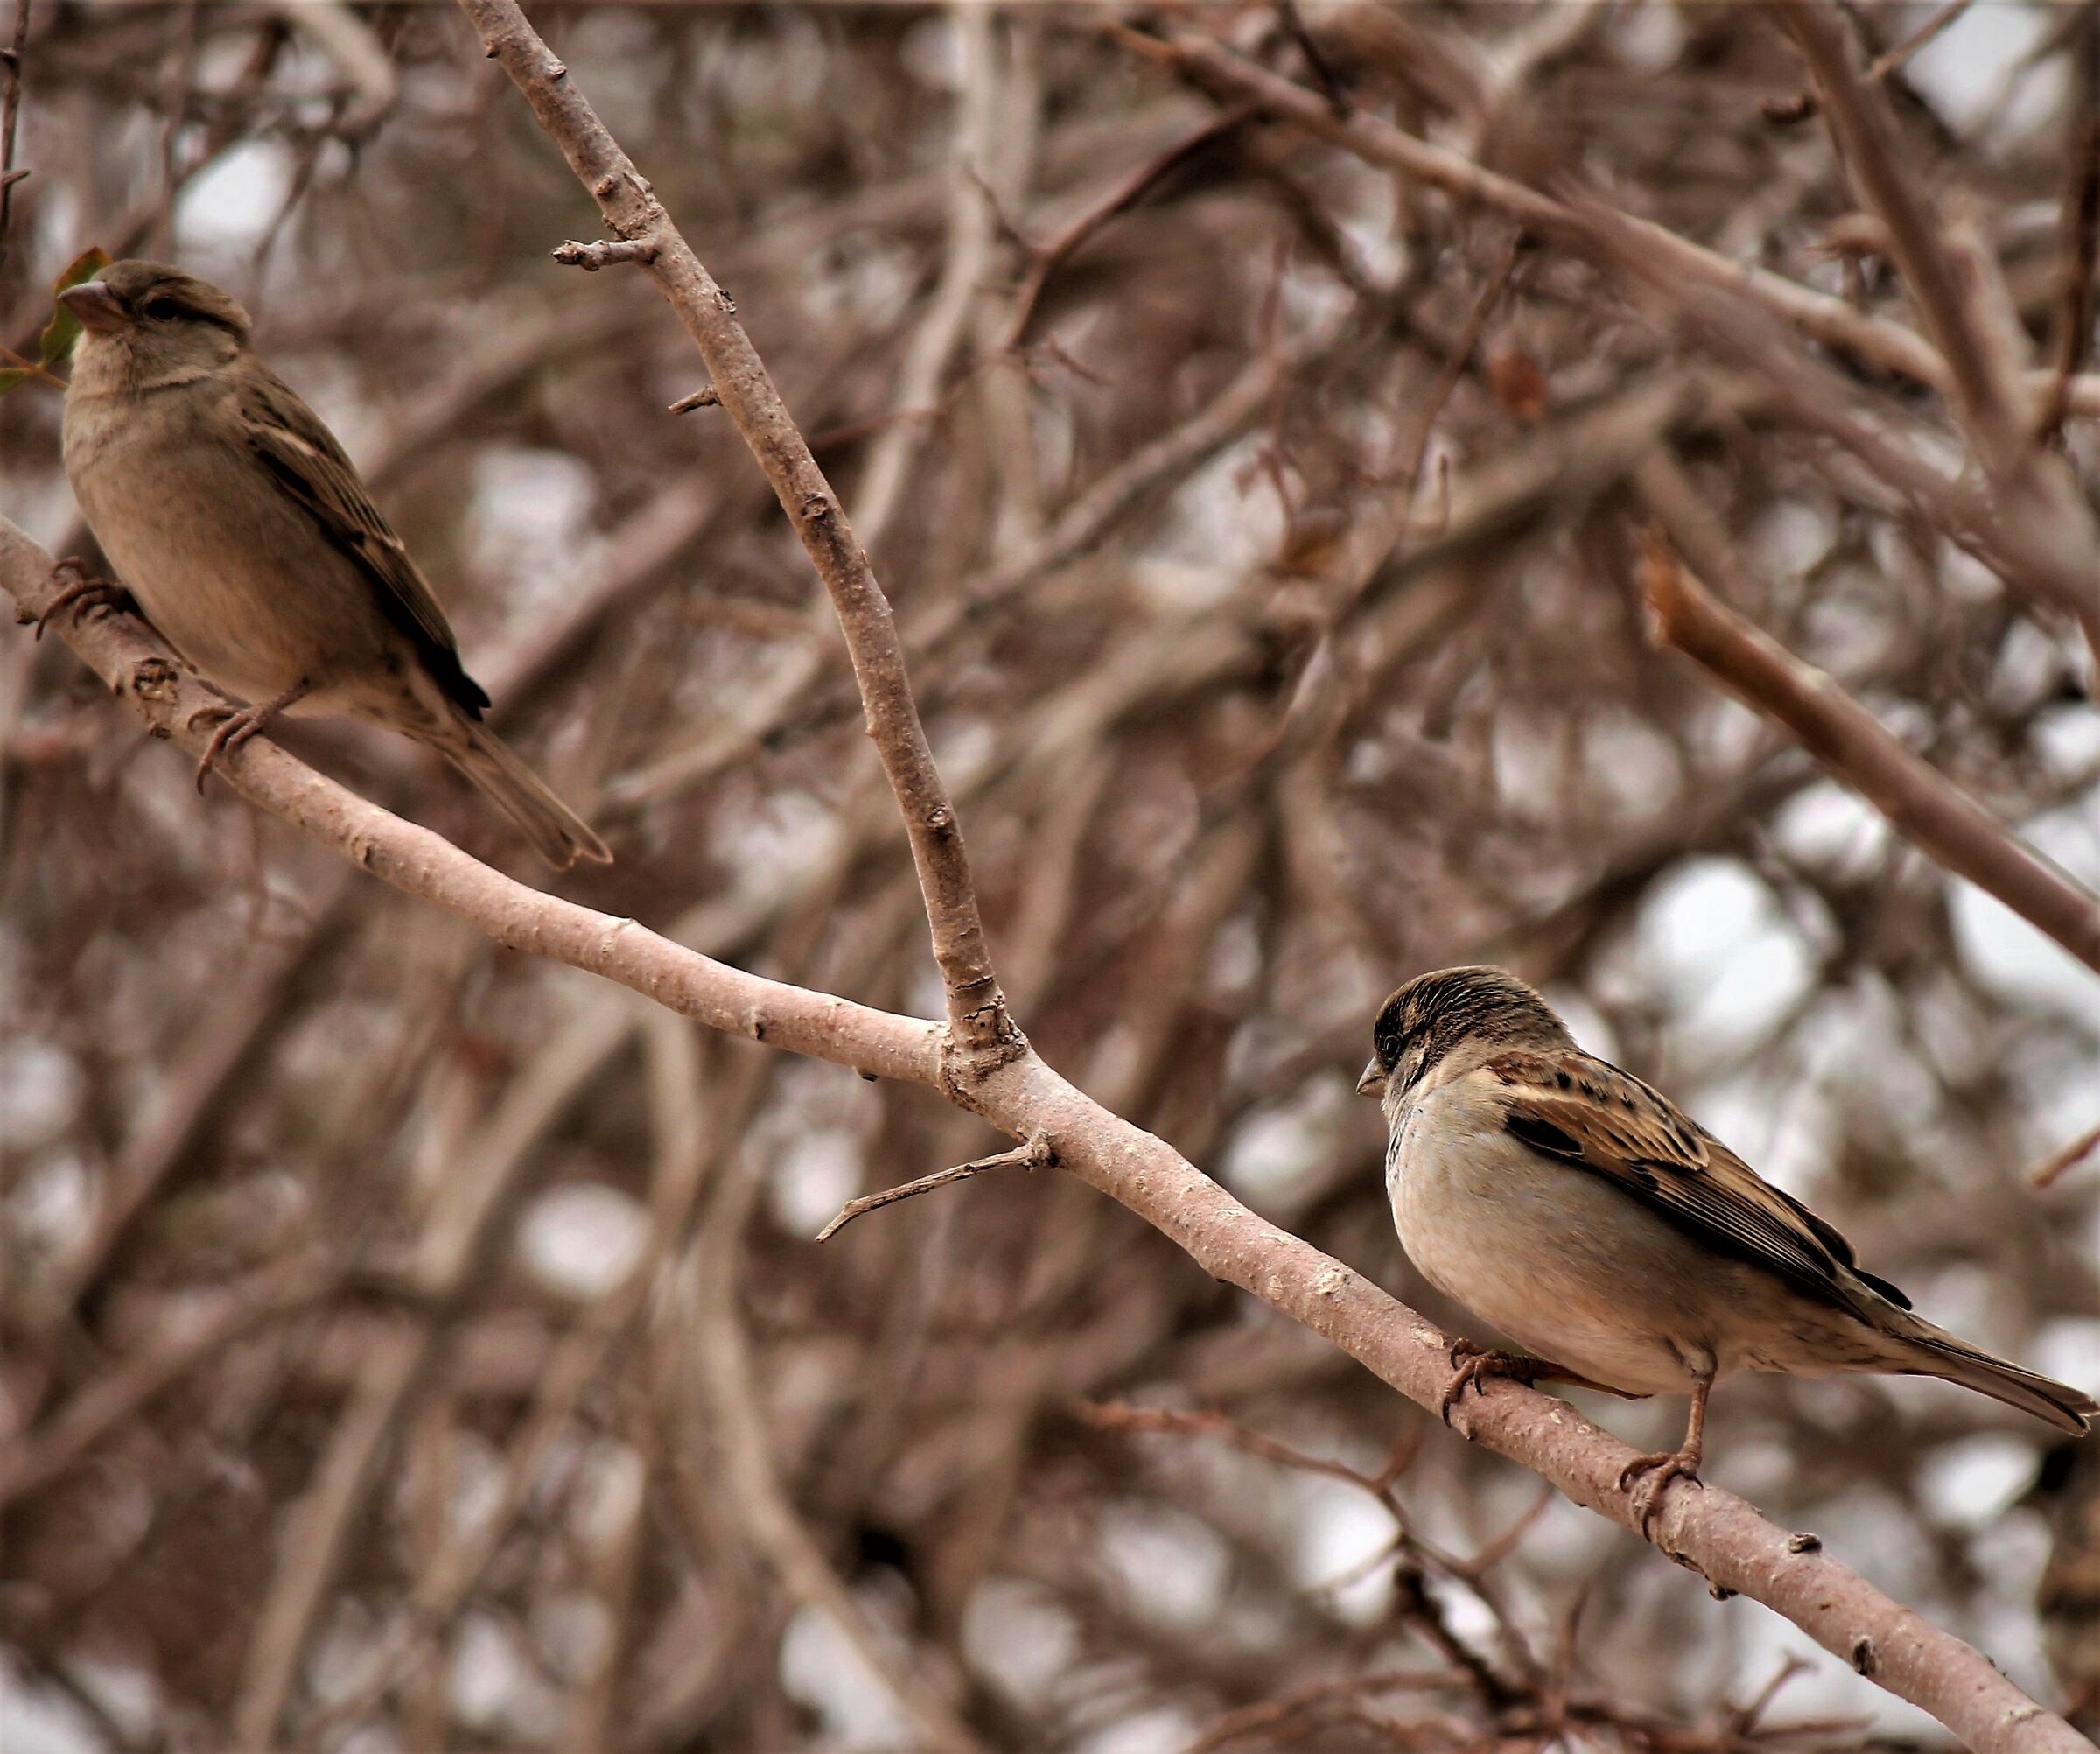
[1636,455,2100,975]
[458,0,1017,1066]
[4,523,937,1090]
[8,433,2087,1754]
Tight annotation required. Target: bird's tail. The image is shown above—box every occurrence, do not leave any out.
[1899,1325,2097,1435]
[442,715,612,871]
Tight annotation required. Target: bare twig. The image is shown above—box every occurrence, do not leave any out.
[662,1049,990,1754]
[816,1131,1053,1242]
[7,10,2095,1736]
[1867,0,1976,84]
[0,0,26,269]
[5,500,2087,1754]
[1773,1,2027,467]
[1634,469,2100,974]
[0,1252,337,1508]
[462,0,1017,1065]
[229,991,635,1753]
[2028,1119,2100,1191]
[1004,101,1255,353]
[2040,109,2100,445]
[1390,234,1522,523]
[550,236,656,270]
[1140,20,2100,418]
[1275,0,1349,119]
[847,0,1002,558]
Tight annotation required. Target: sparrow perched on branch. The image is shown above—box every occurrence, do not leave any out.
[58,260,611,870]
[1357,965,2096,1526]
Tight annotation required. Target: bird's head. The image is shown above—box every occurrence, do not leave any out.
[61,260,252,384]
[1357,965,1571,1104]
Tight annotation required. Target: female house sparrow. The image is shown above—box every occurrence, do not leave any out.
[1357,966,2096,1525]
[57,260,611,870]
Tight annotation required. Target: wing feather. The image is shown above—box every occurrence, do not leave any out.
[1483,1049,1905,1314]
[236,368,489,717]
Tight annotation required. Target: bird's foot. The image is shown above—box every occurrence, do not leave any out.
[187,679,310,792]
[1439,1341,1544,1425]
[34,560,131,640]
[1618,1445,1703,1536]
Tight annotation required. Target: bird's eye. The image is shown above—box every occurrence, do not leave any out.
[140,296,182,322]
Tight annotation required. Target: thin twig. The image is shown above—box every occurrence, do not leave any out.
[1390,234,1522,523]
[551,236,657,270]
[850,0,1002,557]
[1004,101,1255,352]
[1774,1,2028,468]
[1075,1400,1412,1502]
[816,1131,1053,1242]
[2027,1119,2100,1190]
[1634,474,2100,974]
[1867,0,1975,83]
[6,502,2087,1754]
[1138,19,2100,418]
[2040,109,2100,445]
[463,0,1018,1065]
[0,0,27,270]
[0,1252,338,1509]
[1275,0,1348,119]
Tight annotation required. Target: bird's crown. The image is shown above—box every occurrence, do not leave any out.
[1369,965,1571,1081]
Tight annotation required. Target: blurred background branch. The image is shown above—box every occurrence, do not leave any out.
[2,4,2097,1751]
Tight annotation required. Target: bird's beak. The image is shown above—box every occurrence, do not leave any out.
[1355,1059,1386,1099]
[59,281,125,334]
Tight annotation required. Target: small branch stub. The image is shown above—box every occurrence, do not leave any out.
[551,237,657,271]
[668,386,718,414]
[815,1132,1053,1243]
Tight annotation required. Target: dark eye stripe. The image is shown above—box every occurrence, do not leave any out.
[135,290,242,333]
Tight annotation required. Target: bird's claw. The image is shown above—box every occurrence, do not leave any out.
[35,561,130,641]
[188,704,258,793]
[1439,1342,1541,1426]
[1618,1448,1703,1536]
[186,680,312,792]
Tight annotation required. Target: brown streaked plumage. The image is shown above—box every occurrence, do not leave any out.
[58,260,611,871]
[1359,966,2096,1529]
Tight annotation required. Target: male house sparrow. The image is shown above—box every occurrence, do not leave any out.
[56,260,611,870]
[1358,966,2096,1525]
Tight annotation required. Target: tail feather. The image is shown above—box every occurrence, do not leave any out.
[444,718,612,871]
[1902,1330,2097,1435]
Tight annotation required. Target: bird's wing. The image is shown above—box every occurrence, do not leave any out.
[235,367,489,715]
[1481,1048,1909,1313]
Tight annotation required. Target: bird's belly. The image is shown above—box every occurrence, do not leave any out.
[69,431,393,707]
[1390,1098,1712,1396]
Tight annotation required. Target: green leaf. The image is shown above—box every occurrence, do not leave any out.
[36,245,113,370]
[0,368,30,396]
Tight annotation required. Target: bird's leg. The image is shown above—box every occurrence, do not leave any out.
[1440,1338,1548,1424]
[1617,1367,1713,1536]
[188,678,315,792]
[34,558,132,640]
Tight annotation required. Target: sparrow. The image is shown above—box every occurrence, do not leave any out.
[55,259,611,870]
[1357,965,2096,1527]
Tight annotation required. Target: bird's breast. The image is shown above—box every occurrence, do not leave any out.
[1385,1082,1706,1394]
[63,389,395,705]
